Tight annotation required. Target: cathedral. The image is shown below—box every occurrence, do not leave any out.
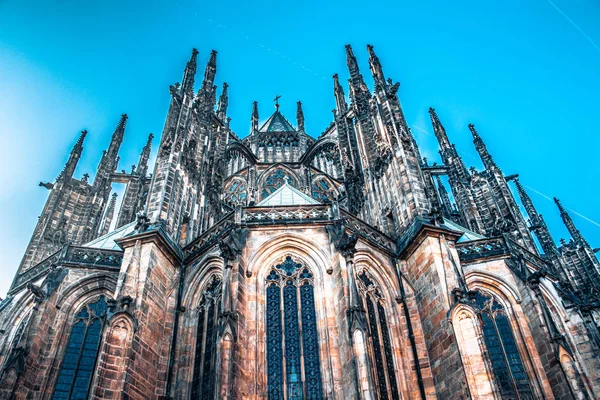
[1,43,599,400]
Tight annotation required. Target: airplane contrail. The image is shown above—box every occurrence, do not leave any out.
[546,0,600,53]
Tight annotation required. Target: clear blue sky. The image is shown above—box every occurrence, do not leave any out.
[0,0,599,296]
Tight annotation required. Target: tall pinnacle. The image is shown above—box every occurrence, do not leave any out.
[345,44,370,109]
[296,101,305,131]
[107,114,127,160]
[469,124,497,170]
[182,48,199,94]
[59,130,87,182]
[251,101,259,132]
[435,175,453,218]
[201,50,217,92]
[137,133,154,177]
[514,178,557,254]
[217,82,229,120]
[367,44,386,90]
[333,74,348,115]
[555,198,587,245]
[99,192,118,237]
[429,108,451,149]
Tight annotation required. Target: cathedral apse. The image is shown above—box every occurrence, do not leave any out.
[0,44,598,400]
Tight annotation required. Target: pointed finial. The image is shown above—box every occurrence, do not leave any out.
[251,101,259,132]
[333,73,347,114]
[182,48,199,94]
[554,197,565,213]
[468,123,480,139]
[367,44,386,88]
[296,101,305,131]
[218,82,229,119]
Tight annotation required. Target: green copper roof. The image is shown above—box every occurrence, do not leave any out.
[257,181,320,206]
[259,110,296,132]
[83,221,136,250]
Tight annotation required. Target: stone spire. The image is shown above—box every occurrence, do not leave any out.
[469,124,497,171]
[345,44,370,113]
[429,107,451,149]
[94,114,127,188]
[217,82,229,120]
[513,179,556,253]
[181,48,199,94]
[555,198,587,245]
[333,74,348,115]
[58,130,87,182]
[201,50,217,92]
[436,175,454,218]
[296,101,305,131]
[429,108,470,182]
[251,101,259,133]
[137,133,154,178]
[99,192,118,236]
[367,44,387,91]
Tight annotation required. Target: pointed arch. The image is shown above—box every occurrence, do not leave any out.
[257,164,301,200]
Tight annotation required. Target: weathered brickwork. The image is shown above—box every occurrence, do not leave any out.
[1,44,599,400]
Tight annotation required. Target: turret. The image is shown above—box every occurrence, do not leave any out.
[181,48,199,95]
[469,124,497,171]
[296,101,305,131]
[217,82,229,121]
[57,130,87,182]
[251,101,259,133]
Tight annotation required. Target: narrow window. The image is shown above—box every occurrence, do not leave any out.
[266,256,323,399]
[52,296,108,400]
[357,270,399,400]
[191,277,222,399]
[475,292,533,399]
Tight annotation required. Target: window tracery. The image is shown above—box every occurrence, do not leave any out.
[261,169,296,199]
[356,269,399,400]
[474,291,533,399]
[265,256,322,399]
[52,296,108,400]
[223,179,247,206]
[311,178,336,203]
[191,276,222,400]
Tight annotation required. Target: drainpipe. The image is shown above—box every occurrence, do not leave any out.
[165,262,186,398]
[392,257,426,400]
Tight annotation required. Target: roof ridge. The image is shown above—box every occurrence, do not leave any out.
[257,182,320,206]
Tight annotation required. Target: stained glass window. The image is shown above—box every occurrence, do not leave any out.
[474,292,533,399]
[357,270,399,400]
[52,296,108,400]
[191,277,222,400]
[261,170,295,199]
[311,179,336,203]
[266,256,323,399]
[223,180,247,206]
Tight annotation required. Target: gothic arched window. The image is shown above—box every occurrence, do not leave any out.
[311,179,336,203]
[474,291,533,399]
[52,296,108,400]
[191,277,222,399]
[261,169,295,199]
[265,256,323,399]
[357,270,399,400]
[223,179,247,206]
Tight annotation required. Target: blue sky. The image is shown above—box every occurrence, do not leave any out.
[0,0,599,296]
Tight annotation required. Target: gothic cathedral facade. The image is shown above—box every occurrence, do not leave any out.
[0,45,599,400]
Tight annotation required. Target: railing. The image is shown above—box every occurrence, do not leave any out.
[456,237,508,263]
[243,205,332,224]
[9,245,124,295]
[183,212,235,261]
[341,210,396,254]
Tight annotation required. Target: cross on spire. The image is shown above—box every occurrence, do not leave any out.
[273,94,281,110]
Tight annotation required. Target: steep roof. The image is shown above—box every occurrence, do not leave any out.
[257,181,320,206]
[83,221,136,250]
[441,218,486,242]
[259,110,296,132]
